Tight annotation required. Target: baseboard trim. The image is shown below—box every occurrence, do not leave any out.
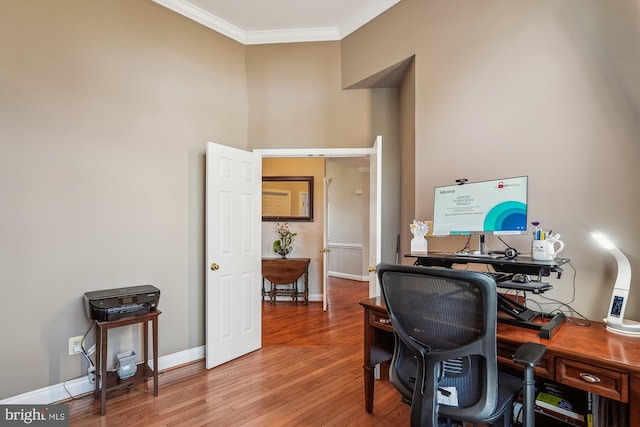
[0,346,206,405]
[328,271,369,282]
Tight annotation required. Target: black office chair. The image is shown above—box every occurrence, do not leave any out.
[377,263,546,427]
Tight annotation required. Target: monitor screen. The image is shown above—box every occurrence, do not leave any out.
[432,176,528,236]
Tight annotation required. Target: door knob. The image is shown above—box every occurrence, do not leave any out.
[368,266,376,272]
[210,263,220,271]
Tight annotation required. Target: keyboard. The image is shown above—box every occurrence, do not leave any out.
[454,252,501,259]
[486,272,512,283]
[497,280,553,294]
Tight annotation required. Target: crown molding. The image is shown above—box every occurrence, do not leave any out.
[152,0,340,45]
[152,0,247,44]
[245,27,340,45]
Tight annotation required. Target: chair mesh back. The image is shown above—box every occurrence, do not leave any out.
[380,265,497,410]
[382,271,484,349]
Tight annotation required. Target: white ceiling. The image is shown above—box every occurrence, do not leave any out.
[152,0,401,45]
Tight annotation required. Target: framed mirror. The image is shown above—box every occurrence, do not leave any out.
[262,176,314,222]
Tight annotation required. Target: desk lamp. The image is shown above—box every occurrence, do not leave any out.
[591,231,640,336]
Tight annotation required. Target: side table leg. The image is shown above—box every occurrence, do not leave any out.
[94,322,100,399]
[143,320,149,388]
[100,324,108,416]
[304,268,309,304]
[270,281,276,304]
[153,315,159,396]
[292,281,297,304]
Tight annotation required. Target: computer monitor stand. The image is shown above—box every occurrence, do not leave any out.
[479,234,486,254]
[497,294,566,339]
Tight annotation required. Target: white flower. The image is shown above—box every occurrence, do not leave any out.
[410,220,429,237]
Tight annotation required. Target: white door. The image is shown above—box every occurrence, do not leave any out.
[322,177,329,311]
[369,136,382,297]
[206,142,262,369]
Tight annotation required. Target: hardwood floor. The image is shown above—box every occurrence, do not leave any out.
[68,277,410,426]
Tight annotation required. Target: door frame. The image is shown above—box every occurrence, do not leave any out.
[254,147,377,306]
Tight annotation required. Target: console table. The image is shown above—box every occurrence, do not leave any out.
[94,310,160,415]
[360,298,640,426]
[261,258,310,304]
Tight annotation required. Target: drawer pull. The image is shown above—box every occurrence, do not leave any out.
[579,373,601,383]
[378,318,391,324]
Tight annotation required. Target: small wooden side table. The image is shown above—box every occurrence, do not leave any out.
[262,258,310,304]
[93,310,160,415]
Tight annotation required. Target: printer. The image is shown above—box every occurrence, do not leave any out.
[84,285,160,321]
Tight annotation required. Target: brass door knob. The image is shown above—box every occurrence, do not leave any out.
[210,263,220,271]
[368,266,376,272]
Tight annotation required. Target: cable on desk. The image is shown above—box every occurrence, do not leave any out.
[520,262,591,327]
[456,235,473,254]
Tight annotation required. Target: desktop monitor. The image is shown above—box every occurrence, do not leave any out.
[433,176,528,237]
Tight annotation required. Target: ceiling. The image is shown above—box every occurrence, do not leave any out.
[152,0,401,45]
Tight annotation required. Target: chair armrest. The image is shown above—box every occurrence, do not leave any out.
[512,342,547,368]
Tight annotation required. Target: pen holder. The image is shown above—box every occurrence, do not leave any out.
[532,238,564,261]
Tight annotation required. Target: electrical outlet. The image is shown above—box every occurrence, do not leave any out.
[68,336,83,355]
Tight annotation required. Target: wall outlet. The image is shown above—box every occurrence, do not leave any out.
[88,366,96,383]
[68,336,83,355]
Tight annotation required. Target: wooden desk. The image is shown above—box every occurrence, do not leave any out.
[94,310,160,415]
[262,258,310,304]
[359,297,640,426]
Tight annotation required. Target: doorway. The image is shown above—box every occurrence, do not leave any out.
[256,145,379,311]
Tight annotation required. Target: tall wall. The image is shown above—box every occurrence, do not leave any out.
[342,0,640,320]
[0,1,374,400]
[0,0,247,399]
[245,42,372,150]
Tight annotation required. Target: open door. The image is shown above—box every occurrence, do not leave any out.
[322,177,329,311]
[205,142,262,369]
[368,136,382,297]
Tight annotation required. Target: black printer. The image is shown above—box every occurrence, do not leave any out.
[84,285,160,321]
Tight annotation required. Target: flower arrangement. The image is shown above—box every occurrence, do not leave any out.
[273,222,297,258]
[410,220,430,237]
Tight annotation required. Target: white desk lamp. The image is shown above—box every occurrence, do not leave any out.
[591,231,640,336]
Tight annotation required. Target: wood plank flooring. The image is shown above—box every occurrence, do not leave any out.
[68,277,410,426]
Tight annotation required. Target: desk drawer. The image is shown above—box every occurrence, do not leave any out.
[556,358,628,402]
[369,310,394,333]
[497,341,554,379]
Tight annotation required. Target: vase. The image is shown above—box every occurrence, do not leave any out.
[411,235,428,254]
[277,248,292,259]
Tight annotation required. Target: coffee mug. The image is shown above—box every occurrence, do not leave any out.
[531,237,564,261]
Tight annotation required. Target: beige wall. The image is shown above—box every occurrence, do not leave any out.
[343,0,640,319]
[0,0,249,399]
[1,0,378,401]
[246,42,372,150]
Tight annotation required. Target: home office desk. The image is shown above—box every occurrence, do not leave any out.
[360,297,640,426]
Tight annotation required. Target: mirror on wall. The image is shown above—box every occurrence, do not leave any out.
[262,176,314,222]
